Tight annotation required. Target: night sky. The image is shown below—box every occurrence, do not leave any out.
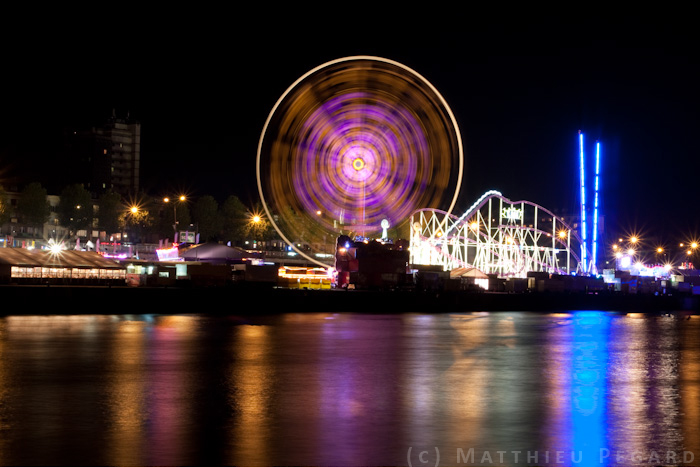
[2,14,698,243]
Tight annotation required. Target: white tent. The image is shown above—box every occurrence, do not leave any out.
[450,267,489,279]
[179,243,261,264]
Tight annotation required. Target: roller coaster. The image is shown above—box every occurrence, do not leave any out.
[409,190,587,278]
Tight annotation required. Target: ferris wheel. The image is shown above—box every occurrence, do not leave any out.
[256,55,464,267]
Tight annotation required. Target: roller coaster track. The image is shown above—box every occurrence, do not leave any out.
[409,191,587,277]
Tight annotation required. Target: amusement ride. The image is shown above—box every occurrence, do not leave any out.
[256,56,600,280]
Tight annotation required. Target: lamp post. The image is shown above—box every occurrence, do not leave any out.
[250,213,261,249]
[164,195,186,243]
[126,205,140,257]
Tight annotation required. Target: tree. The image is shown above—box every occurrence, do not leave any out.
[17,182,50,235]
[0,184,10,226]
[192,195,220,242]
[220,195,249,245]
[243,202,274,242]
[97,190,123,236]
[57,183,93,234]
[119,206,152,244]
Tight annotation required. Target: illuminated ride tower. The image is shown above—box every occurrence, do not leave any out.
[577,131,602,276]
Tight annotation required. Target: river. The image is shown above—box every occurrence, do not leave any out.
[0,310,698,466]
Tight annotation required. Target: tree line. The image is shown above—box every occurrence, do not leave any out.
[0,182,275,246]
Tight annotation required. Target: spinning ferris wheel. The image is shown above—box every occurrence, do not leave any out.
[256,56,464,267]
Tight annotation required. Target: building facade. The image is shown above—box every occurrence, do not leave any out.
[0,191,95,249]
[66,110,141,197]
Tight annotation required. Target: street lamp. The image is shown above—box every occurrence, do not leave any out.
[122,205,141,250]
[247,211,263,249]
[164,195,186,242]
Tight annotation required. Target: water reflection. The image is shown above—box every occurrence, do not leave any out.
[229,322,274,465]
[0,319,9,467]
[314,314,405,465]
[107,319,147,465]
[542,313,574,459]
[680,315,700,461]
[0,311,697,466]
[571,312,610,466]
[143,315,198,465]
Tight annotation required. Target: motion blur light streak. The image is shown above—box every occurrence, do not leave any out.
[257,56,463,266]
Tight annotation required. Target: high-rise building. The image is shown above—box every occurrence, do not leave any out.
[65,110,141,197]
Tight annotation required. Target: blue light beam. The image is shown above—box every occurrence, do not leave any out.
[592,142,601,275]
[579,131,588,273]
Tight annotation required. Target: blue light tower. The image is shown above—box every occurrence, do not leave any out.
[579,131,588,274]
[578,131,602,276]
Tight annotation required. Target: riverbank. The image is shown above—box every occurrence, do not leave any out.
[3,284,699,315]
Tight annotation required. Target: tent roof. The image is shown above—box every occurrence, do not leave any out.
[450,267,489,279]
[0,248,124,268]
[179,243,261,262]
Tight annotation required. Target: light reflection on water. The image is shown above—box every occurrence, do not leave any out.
[0,311,698,466]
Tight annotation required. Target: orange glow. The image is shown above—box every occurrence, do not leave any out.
[163,195,186,203]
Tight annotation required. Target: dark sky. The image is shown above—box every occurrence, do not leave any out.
[1,14,698,242]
